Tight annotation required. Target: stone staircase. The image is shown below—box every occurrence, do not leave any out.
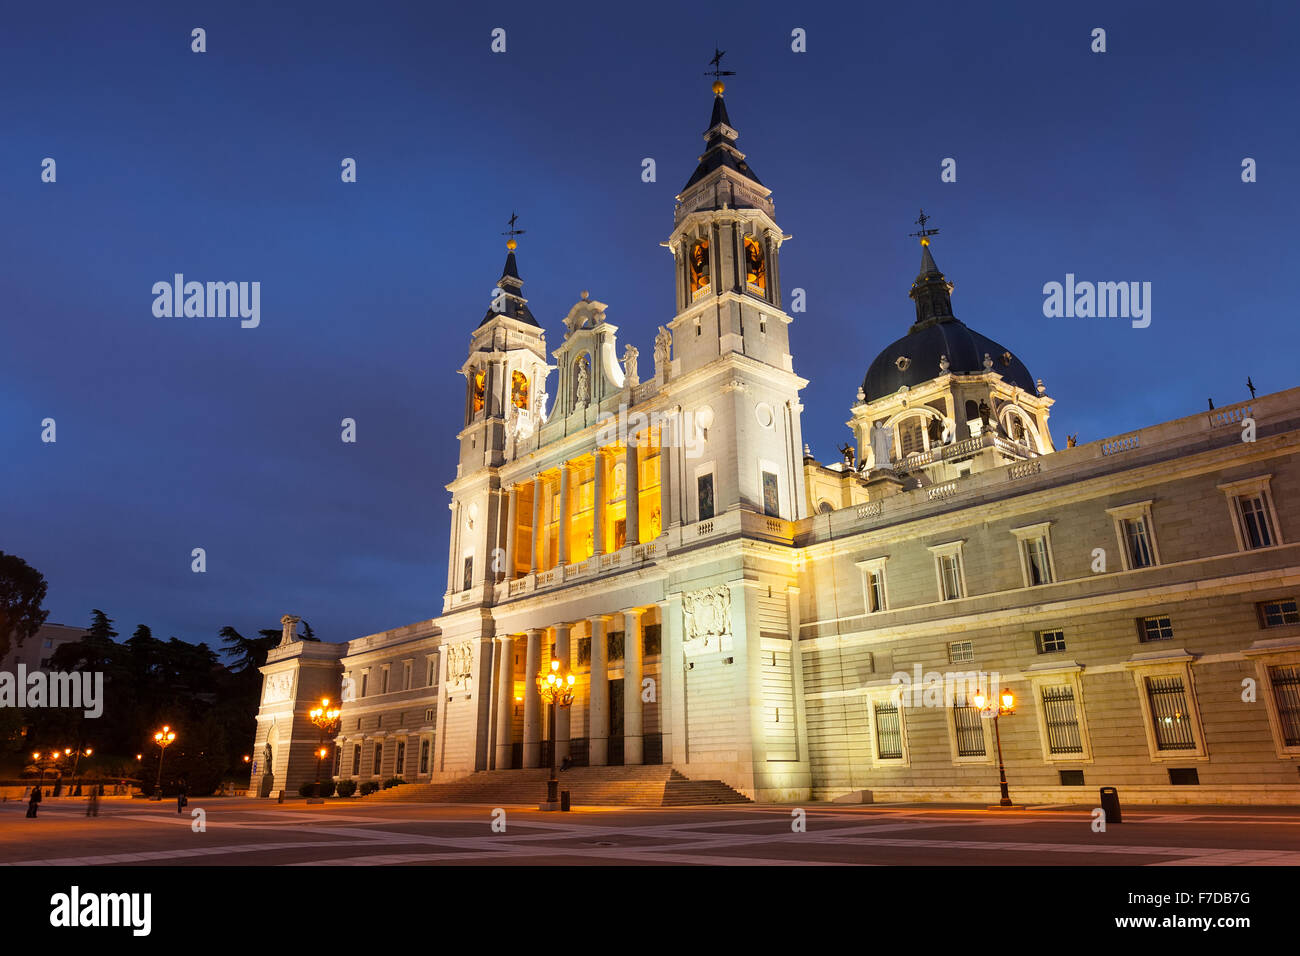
[362,765,751,807]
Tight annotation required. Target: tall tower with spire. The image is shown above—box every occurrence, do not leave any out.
[662,72,809,522]
[446,230,551,606]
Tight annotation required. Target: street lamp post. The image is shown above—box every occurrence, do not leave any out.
[152,725,176,800]
[536,659,576,810]
[308,698,341,802]
[973,688,1016,807]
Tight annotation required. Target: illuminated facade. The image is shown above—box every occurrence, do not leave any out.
[253,84,1300,805]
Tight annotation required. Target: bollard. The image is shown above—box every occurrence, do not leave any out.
[560,790,571,812]
[1099,786,1122,824]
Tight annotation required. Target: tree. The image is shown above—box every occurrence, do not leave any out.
[0,551,49,659]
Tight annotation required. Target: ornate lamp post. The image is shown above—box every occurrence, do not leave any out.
[973,687,1016,807]
[70,747,92,778]
[308,698,341,801]
[536,660,576,809]
[152,725,176,799]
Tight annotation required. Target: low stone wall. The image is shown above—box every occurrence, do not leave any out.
[815,785,1300,806]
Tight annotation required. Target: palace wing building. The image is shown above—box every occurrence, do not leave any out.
[253,83,1300,805]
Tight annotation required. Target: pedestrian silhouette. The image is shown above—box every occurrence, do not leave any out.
[26,785,42,818]
[87,786,100,817]
[177,776,189,814]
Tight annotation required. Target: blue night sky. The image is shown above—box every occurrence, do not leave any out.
[2,1,1295,646]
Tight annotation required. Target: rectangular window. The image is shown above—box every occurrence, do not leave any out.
[952,695,986,757]
[1123,516,1154,569]
[360,672,368,697]
[1041,685,1084,754]
[380,668,389,694]
[873,701,903,760]
[351,744,361,776]
[607,630,625,663]
[1036,629,1067,654]
[1138,615,1174,643]
[898,419,924,457]
[577,637,592,666]
[333,748,342,776]
[1239,494,1276,549]
[1059,769,1084,786]
[1168,768,1199,785]
[395,741,406,776]
[1260,600,1300,628]
[697,473,715,522]
[1267,664,1300,746]
[419,739,430,773]
[949,640,974,664]
[403,661,412,690]
[866,570,885,613]
[642,623,662,656]
[939,554,962,600]
[463,555,473,591]
[1023,536,1053,586]
[427,657,437,686]
[372,743,383,775]
[762,471,780,518]
[1145,676,1197,751]
[424,707,435,722]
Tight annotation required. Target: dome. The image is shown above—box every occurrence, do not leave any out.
[862,317,1035,403]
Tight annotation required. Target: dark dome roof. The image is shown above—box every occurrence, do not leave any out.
[862,317,1035,403]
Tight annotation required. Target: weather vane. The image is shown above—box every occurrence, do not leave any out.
[705,48,736,80]
[908,209,940,245]
[502,211,526,241]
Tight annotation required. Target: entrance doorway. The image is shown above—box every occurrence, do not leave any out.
[609,677,624,765]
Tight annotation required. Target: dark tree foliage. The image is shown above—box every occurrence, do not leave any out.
[0,551,49,659]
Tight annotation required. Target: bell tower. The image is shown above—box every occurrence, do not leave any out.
[446,229,551,606]
[660,68,809,522]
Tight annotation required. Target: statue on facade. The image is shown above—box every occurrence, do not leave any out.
[940,416,957,444]
[622,343,640,387]
[654,326,672,379]
[575,358,591,407]
[868,421,894,471]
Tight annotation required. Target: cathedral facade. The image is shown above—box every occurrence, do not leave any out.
[252,83,1300,805]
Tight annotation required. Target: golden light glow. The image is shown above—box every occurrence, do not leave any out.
[712,79,724,95]
[506,238,517,252]
[1000,688,1016,711]
[972,690,987,710]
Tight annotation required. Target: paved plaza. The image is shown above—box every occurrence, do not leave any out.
[4,796,1300,866]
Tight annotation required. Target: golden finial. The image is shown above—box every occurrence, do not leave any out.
[705,48,734,95]
[909,209,940,246]
[712,79,725,95]
[506,238,517,251]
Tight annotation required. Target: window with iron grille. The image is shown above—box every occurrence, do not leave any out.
[1036,629,1067,654]
[1145,676,1197,751]
[1023,536,1053,585]
[1238,494,1276,549]
[395,740,406,775]
[643,623,662,656]
[1268,664,1300,746]
[1123,516,1155,568]
[1138,615,1174,642]
[898,418,924,457]
[873,701,903,760]
[952,695,986,756]
[372,743,383,775]
[949,640,974,664]
[419,739,430,774]
[1259,599,1300,628]
[607,631,625,663]
[1041,685,1084,754]
[351,744,360,776]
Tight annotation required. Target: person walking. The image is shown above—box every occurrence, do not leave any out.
[26,784,42,818]
[87,784,100,817]
[176,776,188,814]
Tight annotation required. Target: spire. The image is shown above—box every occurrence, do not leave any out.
[682,53,762,191]
[906,211,955,330]
[479,217,539,328]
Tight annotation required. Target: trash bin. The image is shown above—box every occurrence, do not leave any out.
[560,790,571,812]
[1099,786,1122,824]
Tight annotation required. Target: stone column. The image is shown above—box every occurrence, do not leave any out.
[523,628,542,768]
[593,450,606,556]
[530,474,542,573]
[558,463,570,567]
[554,622,572,762]
[659,440,672,535]
[503,484,518,581]
[625,441,640,546]
[494,635,515,770]
[623,608,645,765]
[658,596,680,766]
[588,614,610,766]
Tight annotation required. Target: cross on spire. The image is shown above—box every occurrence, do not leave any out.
[502,211,526,241]
[705,48,735,80]
[908,209,940,245]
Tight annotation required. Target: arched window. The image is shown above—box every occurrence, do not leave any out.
[511,371,529,410]
[472,368,486,413]
[688,239,710,294]
[898,417,925,457]
[743,236,767,293]
[817,500,834,515]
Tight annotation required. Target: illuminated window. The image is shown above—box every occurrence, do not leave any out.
[511,371,529,409]
[472,368,485,413]
[743,235,766,293]
[688,239,710,295]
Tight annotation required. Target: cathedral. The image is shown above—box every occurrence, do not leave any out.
[253,80,1300,806]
